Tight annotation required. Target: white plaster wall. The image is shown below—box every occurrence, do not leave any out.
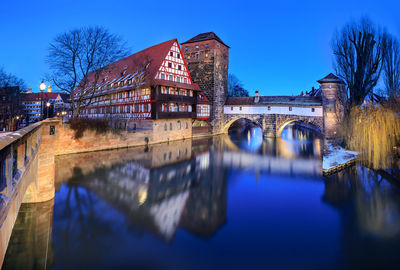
[224,105,323,117]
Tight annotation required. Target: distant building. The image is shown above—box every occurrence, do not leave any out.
[0,86,22,131]
[21,92,70,123]
[76,38,211,131]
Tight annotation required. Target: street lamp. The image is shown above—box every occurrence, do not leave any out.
[46,102,51,119]
[39,81,46,120]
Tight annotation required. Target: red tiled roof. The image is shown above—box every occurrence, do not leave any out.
[82,39,200,93]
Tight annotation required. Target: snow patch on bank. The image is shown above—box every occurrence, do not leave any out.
[323,141,359,171]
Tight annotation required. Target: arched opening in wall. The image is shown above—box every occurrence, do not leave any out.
[277,120,322,158]
[192,120,210,135]
[227,118,263,152]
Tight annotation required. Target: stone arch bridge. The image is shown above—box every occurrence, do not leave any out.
[222,95,324,137]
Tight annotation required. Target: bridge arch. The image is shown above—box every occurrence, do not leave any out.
[223,115,262,134]
[277,118,323,138]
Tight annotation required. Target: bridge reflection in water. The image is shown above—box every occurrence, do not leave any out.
[3,124,400,269]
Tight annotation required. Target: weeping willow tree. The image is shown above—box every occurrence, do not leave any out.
[346,106,400,169]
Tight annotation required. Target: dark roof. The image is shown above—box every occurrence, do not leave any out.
[317,73,345,84]
[21,92,67,101]
[181,32,229,48]
[225,96,322,106]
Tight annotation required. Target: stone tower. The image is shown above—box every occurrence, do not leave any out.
[181,32,229,134]
[317,73,346,138]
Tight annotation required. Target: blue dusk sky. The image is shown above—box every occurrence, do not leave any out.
[0,0,399,96]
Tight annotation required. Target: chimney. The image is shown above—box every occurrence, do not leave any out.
[254,90,260,103]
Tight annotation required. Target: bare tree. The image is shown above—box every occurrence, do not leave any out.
[383,35,400,99]
[46,26,129,116]
[228,74,249,97]
[332,17,387,110]
[0,67,26,90]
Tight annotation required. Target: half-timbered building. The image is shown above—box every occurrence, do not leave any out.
[76,39,211,132]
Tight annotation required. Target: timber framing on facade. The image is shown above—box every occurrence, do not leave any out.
[75,39,211,127]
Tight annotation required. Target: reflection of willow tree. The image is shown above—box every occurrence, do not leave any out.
[323,165,400,268]
[345,106,400,169]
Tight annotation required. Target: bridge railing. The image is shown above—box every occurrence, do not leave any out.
[0,121,43,266]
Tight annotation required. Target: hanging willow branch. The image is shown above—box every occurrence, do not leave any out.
[347,106,400,169]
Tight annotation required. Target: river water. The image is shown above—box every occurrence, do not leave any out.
[3,125,400,270]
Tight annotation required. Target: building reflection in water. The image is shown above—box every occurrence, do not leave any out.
[2,200,54,270]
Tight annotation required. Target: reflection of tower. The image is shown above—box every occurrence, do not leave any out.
[180,151,227,237]
[317,73,345,138]
[182,32,229,134]
[3,200,54,269]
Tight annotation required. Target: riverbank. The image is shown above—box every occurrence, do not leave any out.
[323,141,359,175]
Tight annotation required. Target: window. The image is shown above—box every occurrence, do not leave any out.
[231,106,233,110]
[185,46,188,50]
[170,123,173,130]
[176,77,180,83]
[289,107,292,111]
[168,62,172,68]
[196,45,199,49]
[170,52,173,56]
[177,53,180,58]
[179,104,186,112]
[178,121,181,129]
[205,44,209,48]
[186,122,188,129]
[164,124,167,131]
[184,78,188,84]
[188,105,192,112]
[162,103,167,112]
[161,86,167,94]
[169,103,178,112]
[161,74,165,80]
[189,90,193,97]
[311,108,315,112]
[196,54,199,59]
[169,75,173,81]
[179,89,187,96]
[239,107,242,111]
[178,65,182,70]
[268,106,271,110]
[168,88,176,95]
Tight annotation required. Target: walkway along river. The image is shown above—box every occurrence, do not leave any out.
[2,124,400,269]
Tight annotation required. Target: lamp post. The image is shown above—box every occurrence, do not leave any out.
[39,81,46,120]
[46,102,51,119]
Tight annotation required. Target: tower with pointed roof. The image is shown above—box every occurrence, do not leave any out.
[317,73,346,138]
[182,32,229,134]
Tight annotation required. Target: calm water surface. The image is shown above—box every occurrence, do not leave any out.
[3,125,400,270]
